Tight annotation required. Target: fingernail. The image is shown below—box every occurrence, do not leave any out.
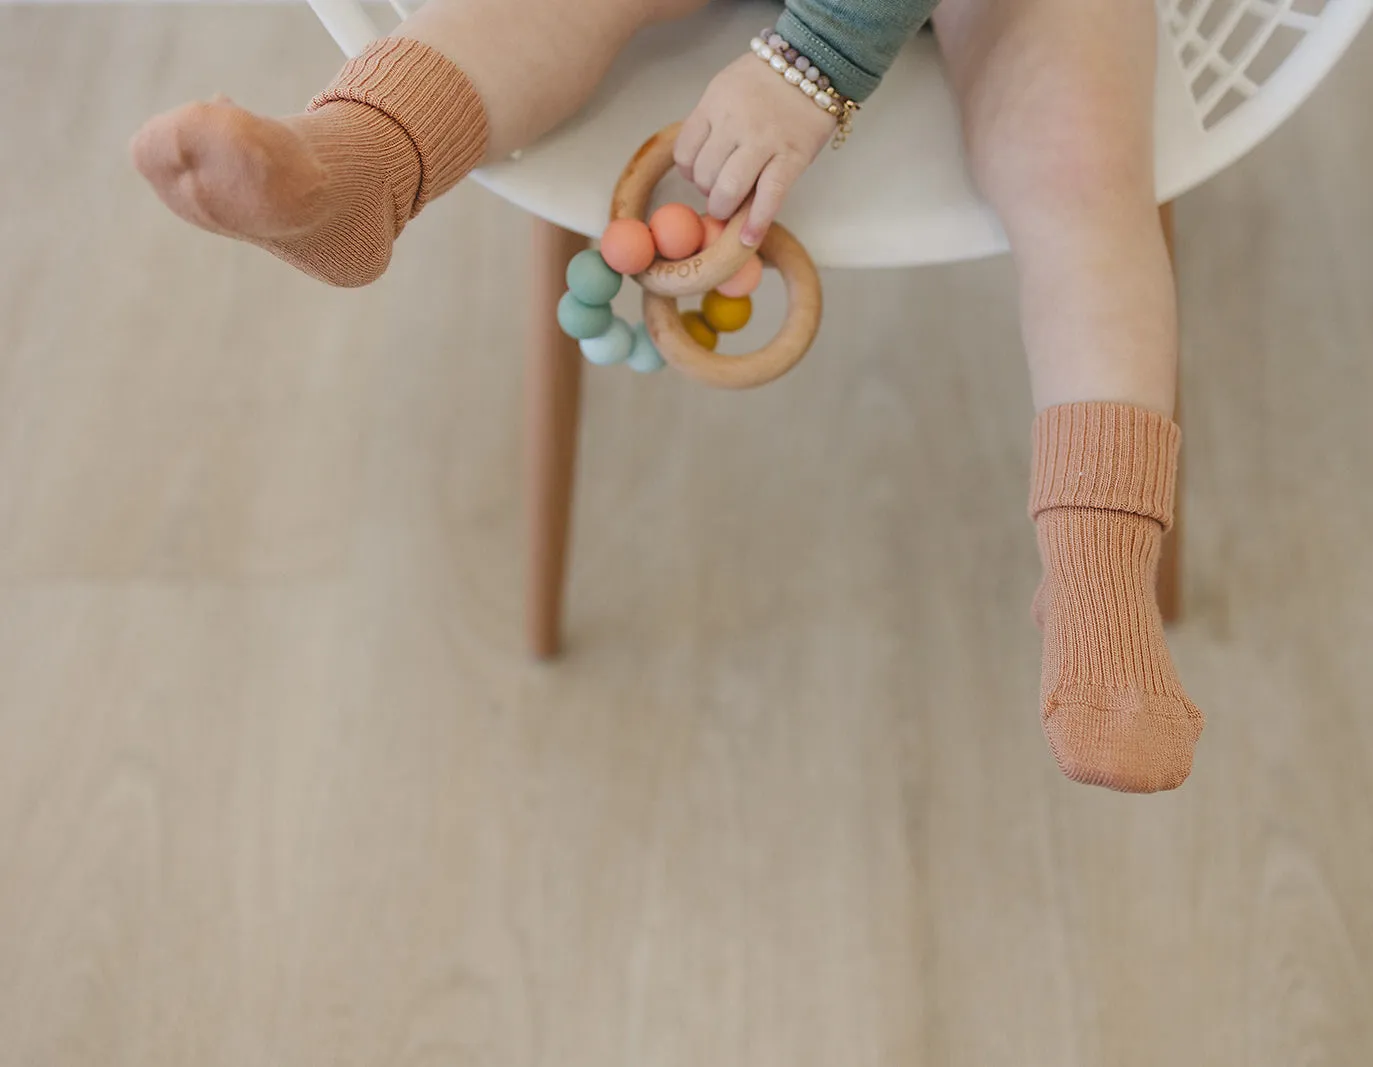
[741,230,761,248]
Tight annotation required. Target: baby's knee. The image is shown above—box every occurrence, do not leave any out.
[961,69,1155,219]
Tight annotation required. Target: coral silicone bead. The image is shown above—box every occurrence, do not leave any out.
[701,291,752,333]
[680,310,719,351]
[649,203,706,260]
[566,249,623,305]
[699,213,726,249]
[600,218,656,274]
[717,254,763,298]
[557,292,614,340]
[626,322,666,373]
[579,316,634,365]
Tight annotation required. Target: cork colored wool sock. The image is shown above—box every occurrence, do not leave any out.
[1029,402,1204,793]
[130,38,488,287]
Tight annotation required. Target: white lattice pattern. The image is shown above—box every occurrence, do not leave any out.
[1161,0,1332,126]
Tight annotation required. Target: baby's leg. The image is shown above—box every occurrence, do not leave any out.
[131,0,704,286]
[933,0,1203,792]
[393,0,708,160]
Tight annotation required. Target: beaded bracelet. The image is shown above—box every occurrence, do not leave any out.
[750,28,859,147]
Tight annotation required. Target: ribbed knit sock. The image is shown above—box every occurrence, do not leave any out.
[1029,402,1204,793]
[129,38,488,287]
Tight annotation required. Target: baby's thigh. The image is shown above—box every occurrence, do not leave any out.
[636,0,714,25]
[934,0,1158,186]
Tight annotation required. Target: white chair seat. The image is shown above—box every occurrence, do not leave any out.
[462,0,1371,268]
[476,2,991,268]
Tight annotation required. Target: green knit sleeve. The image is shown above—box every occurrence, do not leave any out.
[773,0,939,103]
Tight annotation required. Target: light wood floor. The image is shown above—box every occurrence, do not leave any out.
[3,7,1373,1065]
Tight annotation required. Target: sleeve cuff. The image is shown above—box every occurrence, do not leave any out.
[773,10,881,103]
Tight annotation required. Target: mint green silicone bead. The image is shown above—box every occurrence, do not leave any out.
[557,291,614,340]
[566,250,623,305]
[626,323,666,374]
[579,317,633,366]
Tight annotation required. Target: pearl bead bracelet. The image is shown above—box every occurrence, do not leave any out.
[750,28,859,147]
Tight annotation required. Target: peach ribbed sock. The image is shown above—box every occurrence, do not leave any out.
[1029,402,1204,793]
[130,38,488,287]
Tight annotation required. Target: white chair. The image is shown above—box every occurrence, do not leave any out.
[307,0,1371,657]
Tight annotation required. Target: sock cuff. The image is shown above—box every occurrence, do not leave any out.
[1029,402,1181,527]
[310,37,489,214]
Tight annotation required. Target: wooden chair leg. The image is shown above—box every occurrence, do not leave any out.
[1158,201,1182,623]
[525,217,587,659]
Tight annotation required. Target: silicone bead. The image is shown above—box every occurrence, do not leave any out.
[599,218,657,274]
[557,292,614,340]
[565,249,622,305]
[648,203,705,259]
[579,316,634,365]
[699,213,726,248]
[701,291,753,334]
[627,322,666,374]
[717,254,763,298]
[681,311,719,351]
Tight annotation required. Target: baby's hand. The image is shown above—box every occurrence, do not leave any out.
[675,54,837,247]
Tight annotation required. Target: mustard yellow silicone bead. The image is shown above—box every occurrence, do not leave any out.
[701,290,753,333]
[681,310,719,351]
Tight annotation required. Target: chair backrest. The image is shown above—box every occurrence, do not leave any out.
[1167,1,1364,124]
[1155,0,1372,182]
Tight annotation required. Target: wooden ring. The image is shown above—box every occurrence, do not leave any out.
[643,221,821,390]
[612,122,823,390]
[611,122,757,298]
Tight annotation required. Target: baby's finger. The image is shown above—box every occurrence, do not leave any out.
[691,133,738,198]
[674,113,710,183]
[741,154,804,247]
[708,145,772,224]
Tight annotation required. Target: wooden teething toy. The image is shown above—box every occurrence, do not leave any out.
[557,123,823,390]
